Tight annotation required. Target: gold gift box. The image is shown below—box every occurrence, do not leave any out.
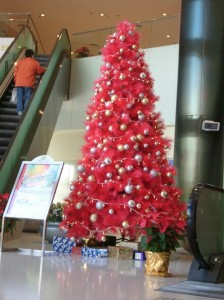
[108,246,133,260]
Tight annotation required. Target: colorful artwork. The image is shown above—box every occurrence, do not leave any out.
[5,162,64,220]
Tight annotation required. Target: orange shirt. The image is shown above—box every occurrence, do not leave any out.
[14,57,46,88]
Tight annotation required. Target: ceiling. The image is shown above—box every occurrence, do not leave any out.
[0,0,181,55]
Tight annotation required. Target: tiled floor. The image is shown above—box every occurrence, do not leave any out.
[0,233,207,300]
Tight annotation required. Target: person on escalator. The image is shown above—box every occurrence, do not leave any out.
[14,49,46,116]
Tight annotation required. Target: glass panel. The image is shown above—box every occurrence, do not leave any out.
[72,15,180,58]
[0,26,37,85]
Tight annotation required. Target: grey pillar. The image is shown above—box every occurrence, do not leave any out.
[174,0,224,203]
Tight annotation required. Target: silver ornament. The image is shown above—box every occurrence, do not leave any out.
[161,191,168,198]
[123,144,130,150]
[149,169,157,177]
[140,72,146,79]
[96,201,105,210]
[75,202,82,210]
[101,236,106,242]
[125,184,133,194]
[143,167,148,172]
[106,172,113,178]
[70,185,75,191]
[104,157,112,165]
[90,147,97,154]
[136,203,141,209]
[108,209,114,214]
[128,200,135,207]
[77,164,85,173]
[119,35,125,41]
[126,165,134,171]
[134,154,142,162]
[138,113,145,121]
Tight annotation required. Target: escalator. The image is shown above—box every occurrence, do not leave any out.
[187,183,224,283]
[0,27,71,193]
[0,54,49,161]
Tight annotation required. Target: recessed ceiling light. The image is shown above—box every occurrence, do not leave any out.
[40,13,45,17]
[9,18,14,21]
[163,13,167,16]
[100,13,104,17]
[166,34,171,38]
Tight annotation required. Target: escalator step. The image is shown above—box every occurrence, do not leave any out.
[0,107,17,115]
[0,137,11,146]
[0,115,20,122]
[0,122,18,130]
[0,129,14,138]
[0,146,8,155]
[0,101,17,109]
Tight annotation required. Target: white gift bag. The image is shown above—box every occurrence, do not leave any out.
[10,88,17,104]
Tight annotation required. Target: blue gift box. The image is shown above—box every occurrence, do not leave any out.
[81,246,108,257]
[53,236,76,253]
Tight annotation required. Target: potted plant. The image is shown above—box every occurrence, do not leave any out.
[75,46,90,58]
[40,202,65,243]
[0,193,16,234]
[138,210,186,277]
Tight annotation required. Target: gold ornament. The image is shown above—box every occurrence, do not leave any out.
[141,97,149,105]
[119,74,126,80]
[118,167,126,175]
[117,144,124,151]
[120,124,127,131]
[87,175,95,182]
[90,213,97,222]
[137,134,143,141]
[111,94,118,102]
[105,110,112,116]
[122,220,129,228]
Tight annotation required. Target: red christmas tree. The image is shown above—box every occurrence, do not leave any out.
[61,21,186,249]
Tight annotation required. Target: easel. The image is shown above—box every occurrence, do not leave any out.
[0,155,64,256]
